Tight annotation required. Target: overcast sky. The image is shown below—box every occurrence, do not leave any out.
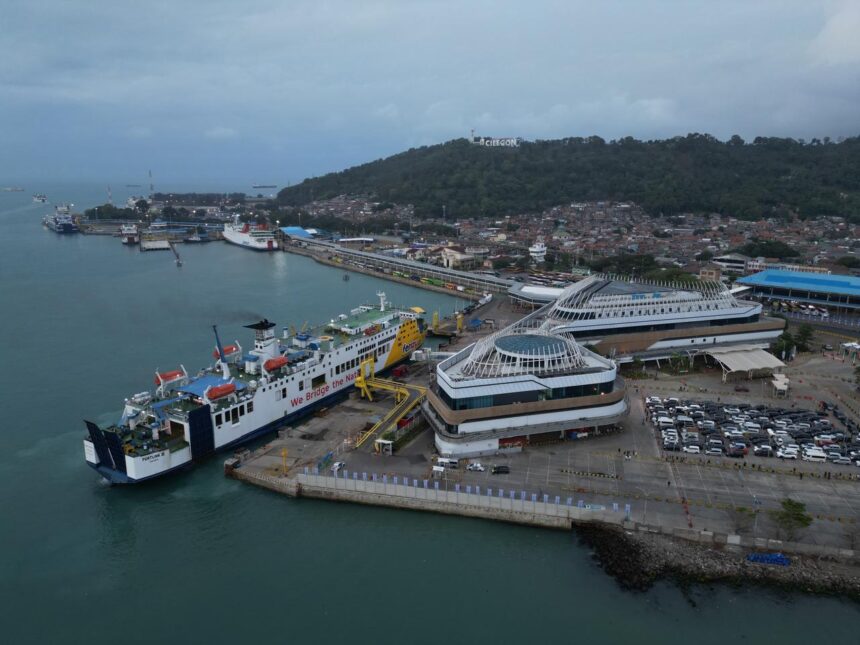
[1,0,859,186]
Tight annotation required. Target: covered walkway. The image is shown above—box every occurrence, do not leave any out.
[706,344,785,382]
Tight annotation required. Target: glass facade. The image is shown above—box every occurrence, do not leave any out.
[439,380,614,411]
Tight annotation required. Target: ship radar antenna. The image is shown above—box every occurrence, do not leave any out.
[377,291,387,312]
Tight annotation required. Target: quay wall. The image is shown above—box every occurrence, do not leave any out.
[231,466,859,564]
[281,244,482,302]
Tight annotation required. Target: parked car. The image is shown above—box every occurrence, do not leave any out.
[705,447,723,456]
[491,465,510,474]
[466,462,485,472]
[753,445,773,457]
[331,461,346,473]
[682,445,701,454]
[777,449,798,460]
[734,384,750,392]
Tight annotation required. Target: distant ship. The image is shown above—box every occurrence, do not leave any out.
[43,204,78,234]
[83,293,427,484]
[32,193,48,203]
[125,184,142,188]
[1,186,24,192]
[222,215,278,251]
[252,184,277,189]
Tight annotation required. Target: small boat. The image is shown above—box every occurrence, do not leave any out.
[32,194,48,203]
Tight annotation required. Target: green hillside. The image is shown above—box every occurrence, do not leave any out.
[277,134,860,220]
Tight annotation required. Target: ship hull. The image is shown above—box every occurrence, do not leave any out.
[222,226,278,251]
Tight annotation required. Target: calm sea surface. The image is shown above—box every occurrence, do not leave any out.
[0,184,857,644]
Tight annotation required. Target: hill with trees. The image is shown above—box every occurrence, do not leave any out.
[277,134,860,220]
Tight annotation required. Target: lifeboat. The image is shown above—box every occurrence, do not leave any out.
[154,369,184,385]
[212,344,240,359]
[364,325,379,336]
[264,356,288,372]
[206,383,236,400]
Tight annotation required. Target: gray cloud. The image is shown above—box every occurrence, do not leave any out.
[0,0,858,184]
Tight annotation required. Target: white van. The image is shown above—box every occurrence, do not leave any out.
[657,417,675,430]
[436,457,459,469]
[802,451,826,463]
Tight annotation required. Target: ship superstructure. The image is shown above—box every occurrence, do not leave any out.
[222,215,278,251]
[532,274,784,359]
[83,292,426,484]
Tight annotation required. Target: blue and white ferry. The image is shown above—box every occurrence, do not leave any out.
[84,293,426,484]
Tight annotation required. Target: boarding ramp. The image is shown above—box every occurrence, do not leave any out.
[354,358,426,448]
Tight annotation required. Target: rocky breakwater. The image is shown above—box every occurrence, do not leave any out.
[575,522,860,601]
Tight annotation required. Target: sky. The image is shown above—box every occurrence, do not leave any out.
[1,0,859,187]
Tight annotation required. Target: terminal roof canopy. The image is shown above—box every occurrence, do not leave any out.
[739,270,860,298]
[707,345,785,375]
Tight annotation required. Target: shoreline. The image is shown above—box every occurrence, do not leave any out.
[575,522,860,601]
[281,243,483,302]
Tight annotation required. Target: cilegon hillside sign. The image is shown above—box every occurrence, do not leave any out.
[471,136,522,147]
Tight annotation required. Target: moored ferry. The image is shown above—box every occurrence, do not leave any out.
[222,215,278,251]
[43,204,78,234]
[83,292,426,484]
[119,223,139,245]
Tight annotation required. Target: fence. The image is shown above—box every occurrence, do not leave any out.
[298,467,630,528]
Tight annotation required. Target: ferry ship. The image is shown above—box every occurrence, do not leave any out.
[83,292,426,484]
[222,215,278,251]
[32,193,48,203]
[119,223,139,245]
[43,204,78,234]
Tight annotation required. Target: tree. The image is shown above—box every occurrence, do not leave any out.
[836,255,860,269]
[696,250,714,262]
[668,352,686,374]
[794,324,814,352]
[769,498,812,540]
[771,331,795,358]
[135,199,149,215]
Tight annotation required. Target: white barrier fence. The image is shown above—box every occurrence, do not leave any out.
[299,468,630,523]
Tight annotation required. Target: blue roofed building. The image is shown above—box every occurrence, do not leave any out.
[280,226,314,240]
[738,270,860,311]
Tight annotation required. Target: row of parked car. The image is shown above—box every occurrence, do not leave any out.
[646,395,860,467]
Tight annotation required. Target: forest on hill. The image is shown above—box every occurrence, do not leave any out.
[277,134,860,220]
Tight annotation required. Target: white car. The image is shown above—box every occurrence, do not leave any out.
[682,445,701,454]
[466,462,485,472]
[777,449,798,460]
[331,461,346,472]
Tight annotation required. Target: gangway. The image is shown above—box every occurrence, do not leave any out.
[354,358,427,449]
